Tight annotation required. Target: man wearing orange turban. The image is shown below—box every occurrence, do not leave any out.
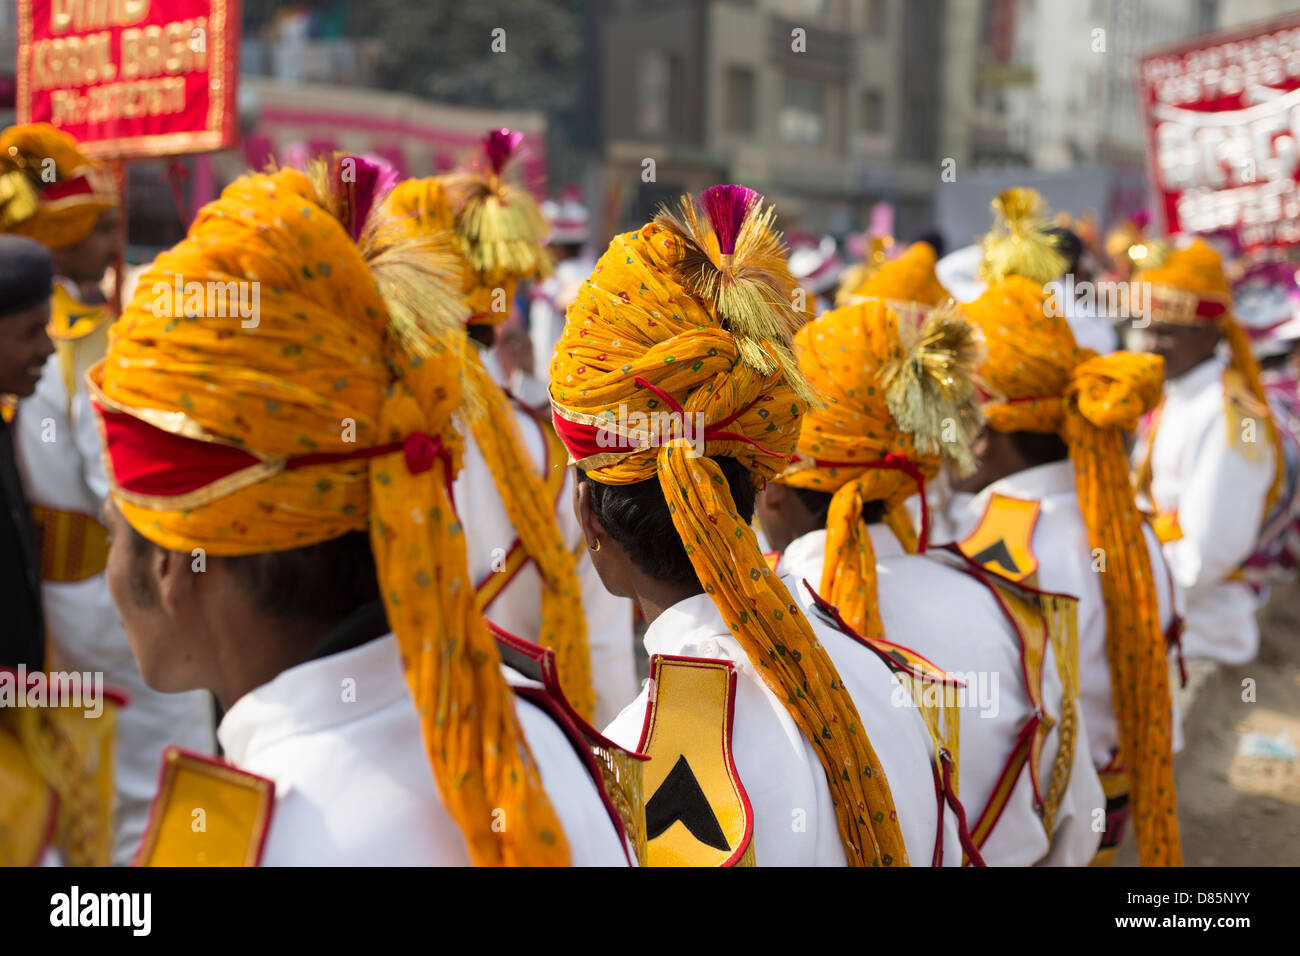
[91,158,632,866]
[381,130,636,725]
[947,188,1183,867]
[553,184,950,866]
[1132,239,1281,668]
[1,123,215,864]
[756,297,1105,866]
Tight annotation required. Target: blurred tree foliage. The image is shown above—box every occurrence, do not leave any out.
[362,0,581,111]
[242,1,582,110]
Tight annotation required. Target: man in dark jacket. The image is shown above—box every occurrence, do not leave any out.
[0,234,55,668]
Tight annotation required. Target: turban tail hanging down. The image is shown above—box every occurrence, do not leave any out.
[550,183,911,867]
[381,139,594,720]
[92,158,570,866]
[966,187,1181,867]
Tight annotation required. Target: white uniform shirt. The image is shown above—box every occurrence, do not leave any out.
[15,343,214,866]
[1133,355,1275,664]
[944,461,1184,766]
[603,581,959,867]
[452,404,637,728]
[778,527,1104,866]
[216,632,630,866]
[530,256,595,386]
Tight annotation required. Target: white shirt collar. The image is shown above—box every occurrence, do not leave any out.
[1166,354,1225,399]
[781,524,908,576]
[641,591,730,659]
[217,633,408,765]
[779,529,828,580]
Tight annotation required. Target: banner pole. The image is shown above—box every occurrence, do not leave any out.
[112,158,127,316]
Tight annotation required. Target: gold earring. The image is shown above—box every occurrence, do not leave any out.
[588,539,601,552]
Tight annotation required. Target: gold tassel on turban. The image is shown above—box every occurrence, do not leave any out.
[781,299,984,640]
[440,128,552,325]
[550,184,910,867]
[381,176,594,719]
[964,266,1181,867]
[91,164,569,866]
[0,123,117,249]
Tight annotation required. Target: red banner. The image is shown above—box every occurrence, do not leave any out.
[16,0,240,159]
[1138,12,1300,248]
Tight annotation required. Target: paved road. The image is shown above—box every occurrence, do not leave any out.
[1119,579,1300,866]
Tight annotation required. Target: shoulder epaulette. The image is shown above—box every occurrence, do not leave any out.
[134,748,275,867]
[958,492,1041,583]
[635,654,755,867]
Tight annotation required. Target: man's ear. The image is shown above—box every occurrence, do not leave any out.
[575,476,605,551]
[153,544,198,616]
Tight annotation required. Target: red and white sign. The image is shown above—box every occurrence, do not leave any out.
[1138,12,1300,248]
[16,0,240,159]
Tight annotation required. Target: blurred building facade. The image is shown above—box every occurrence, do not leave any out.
[597,0,947,238]
[5,0,1300,253]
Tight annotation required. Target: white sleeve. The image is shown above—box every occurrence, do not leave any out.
[1162,413,1275,596]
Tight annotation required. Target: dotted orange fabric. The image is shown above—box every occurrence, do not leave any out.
[383,178,594,719]
[97,168,570,866]
[552,218,909,867]
[0,123,117,249]
[781,300,938,639]
[964,275,1181,867]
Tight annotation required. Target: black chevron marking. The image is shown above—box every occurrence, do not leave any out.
[970,538,1020,575]
[645,754,730,851]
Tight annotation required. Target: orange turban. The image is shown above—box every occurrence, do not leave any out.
[835,240,948,311]
[91,162,569,866]
[965,272,1181,867]
[1133,239,1284,512]
[439,129,552,326]
[551,184,910,867]
[0,124,117,250]
[381,175,594,719]
[781,300,983,641]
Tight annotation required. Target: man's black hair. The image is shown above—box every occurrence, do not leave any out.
[1041,227,1083,278]
[792,486,887,529]
[579,456,756,586]
[129,525,380,623]
[910,229,947,260]
[1008,429,1069,468]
